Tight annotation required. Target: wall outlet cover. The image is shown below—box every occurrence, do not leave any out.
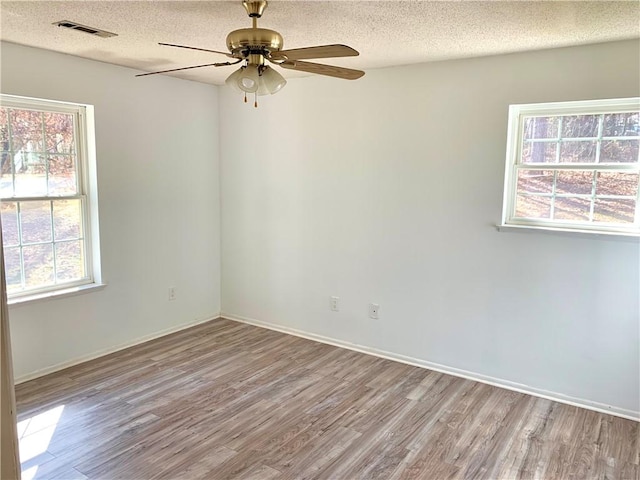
[330,296,340,312]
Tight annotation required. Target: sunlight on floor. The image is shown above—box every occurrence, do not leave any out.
[22,465,39,480]
[18,405,65,480]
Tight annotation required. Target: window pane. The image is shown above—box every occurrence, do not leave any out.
[0,108,9,156]
[0,152,13,197]
[600,139,639,163]
[44,112,74,154]
[53,199,82,241]
[1,201,19,246]
[0,108,8,147]
[603,113,639,137]
[523,116,559,140]
[0,104,12,187]
[593,199,636,224]
[0,109,9,196]
[55,241,85,282]
[517,170,553,194]
[561,115,600,138]
[20,201,52,244]
[48,155,77,195]
[521,142,556,164]
[595,172,639,197]
[515,195,551,219]
[555,171,593,195]
[23,243,54,289]
[3,247,22,292]
[559,141,597,163]
[10,109,45,152]
[553,197,591,221]
[14,155,47,196]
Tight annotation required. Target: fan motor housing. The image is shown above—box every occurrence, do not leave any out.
[226,28,283,55]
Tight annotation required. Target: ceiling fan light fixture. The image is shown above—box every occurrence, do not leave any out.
[236,64,260,93]
[260,66,287,94]
[256,77,270,96]
[224,67,244,92]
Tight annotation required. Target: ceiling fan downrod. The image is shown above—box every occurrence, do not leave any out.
[243,0,267,29]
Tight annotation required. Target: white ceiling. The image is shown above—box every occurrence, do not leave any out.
[1,1,639,86]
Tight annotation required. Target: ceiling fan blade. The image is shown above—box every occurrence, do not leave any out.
[270,44,359,61]
[135,61,239,77]
[279,60,364,80]
[158,42,234,58]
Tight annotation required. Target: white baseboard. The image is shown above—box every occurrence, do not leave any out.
[222,312,640,422]
[14,313,221,384]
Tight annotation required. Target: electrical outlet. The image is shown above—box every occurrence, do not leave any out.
[369,303,379,319]
[169,287,176,301]
[330,296,340,312]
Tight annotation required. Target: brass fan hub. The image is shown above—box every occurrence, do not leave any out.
[226,28,284,55]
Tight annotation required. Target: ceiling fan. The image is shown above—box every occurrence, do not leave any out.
[136,0,365,107]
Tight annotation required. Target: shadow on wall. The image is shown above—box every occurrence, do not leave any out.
[77,49,185,72]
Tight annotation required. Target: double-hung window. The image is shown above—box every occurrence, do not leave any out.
[0,94,100,299]
[501,98,640,236]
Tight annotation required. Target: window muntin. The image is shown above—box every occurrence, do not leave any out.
[502,99,640,235]
[0,95,96,297]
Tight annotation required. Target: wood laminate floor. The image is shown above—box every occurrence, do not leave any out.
[15,319,640,480]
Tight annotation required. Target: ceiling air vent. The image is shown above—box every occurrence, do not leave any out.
[53,20,117,38]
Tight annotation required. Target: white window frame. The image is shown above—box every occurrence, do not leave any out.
[1,94,102,302]
[500,97,640,237]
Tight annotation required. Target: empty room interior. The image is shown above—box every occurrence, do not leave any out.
[0,1,639,479]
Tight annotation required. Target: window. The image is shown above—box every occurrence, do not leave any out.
[501,98,640,236]
[0,94,100,299]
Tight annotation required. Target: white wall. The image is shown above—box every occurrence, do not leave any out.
[220,40,640,417]
[1,42,221,380]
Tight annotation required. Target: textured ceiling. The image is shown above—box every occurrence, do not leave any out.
[1,1,639,86]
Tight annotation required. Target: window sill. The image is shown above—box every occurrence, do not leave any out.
[496,224,640,242]
[7,282,107,308]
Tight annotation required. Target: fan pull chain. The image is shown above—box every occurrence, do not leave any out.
[244,92,247,103]
[254,92,258,108]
